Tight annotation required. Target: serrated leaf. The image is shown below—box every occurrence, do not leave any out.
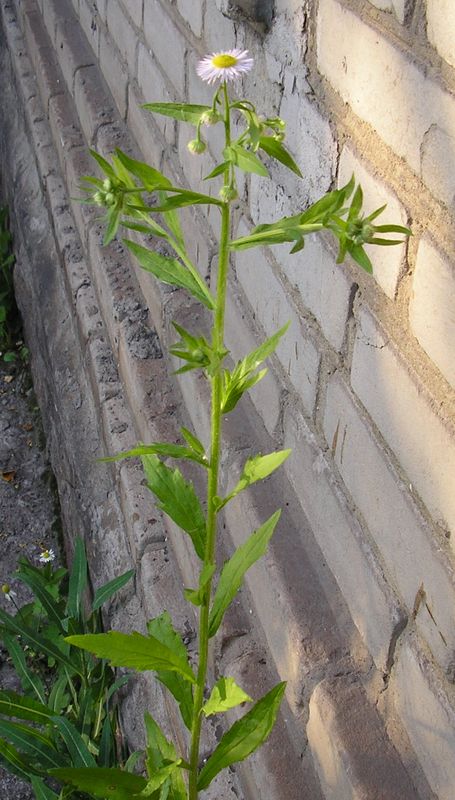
[124,240,215,310]
[209,511,281,638]
[114,149,171,190]
[67,537,88,620]
[142,760,182,796]
[142,455,206,560]
[0,690,53,725]
[202,677,252,717]
[30,776,59,800]
[225,144,268,177]
[184,563,216,607]
[0,608,79,675]
[65,631,196,682]
[50,767,147,800]
[92,569,135,613]
[197,682,286,789]
[142,102,212,124]
[219,450,291,509]
[147,613,194,731]
[258,136,302,177]
[52,717,96,767]
[144,712,178,774]
[2,635,46,703]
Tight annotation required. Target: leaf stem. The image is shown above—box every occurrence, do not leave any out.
[188,81,231,800]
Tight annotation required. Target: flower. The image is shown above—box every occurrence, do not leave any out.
[1,583,16,602]
[196,49,254,85]
[39,548,55,563]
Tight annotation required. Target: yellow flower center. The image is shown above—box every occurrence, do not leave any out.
[211,54,238,69]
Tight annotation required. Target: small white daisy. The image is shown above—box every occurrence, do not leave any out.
[39,548,55,563]
[2,583,17,602]
[196,49,254,85]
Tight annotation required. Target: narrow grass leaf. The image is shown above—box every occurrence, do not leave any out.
[209,511,281,637]
[0,608,79,675]
[92,570,135,613]
[0,690,53,725]
[0,736,40,780]
[67,537,88,620]
[2,635,46,703]
[0,720,61,770]
[51,717,96,767]
[30,777,59,800]
[197,682,286,790]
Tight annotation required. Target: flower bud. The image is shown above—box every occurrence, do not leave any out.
[219,185,238,203]
[93,191,104,206]
[1,584,10,594]
[103,178,112,191]
[187,138,207,155]
[104,192,116,206]
[200,110,221,126]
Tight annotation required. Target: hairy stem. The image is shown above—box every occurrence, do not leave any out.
[188,81,231,800]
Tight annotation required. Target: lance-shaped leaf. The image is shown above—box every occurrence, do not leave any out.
[258,136,302,177]
[30,776,59,800]
[2,635,46,703]
[142,454,206,560]
[184,563,216,607]
[100,442,208,468]
[197,682,286,790]
[67,536,88,620]
[0,607,79,675]
[0,690,53,725]
[0,719,62,770]
[65,631,196,682]
[142,102,212,124]
[202,677,252,717]
[0,736,40,780]
[147,613,194,731]
[225,144,268,177]
[52,717,97,767]
[16,572,65,632]
[50,767,147,800]
[92,569,135,612]
[221,323,289,413]
[89,149,117,180]
[144,713,188,799]
[209,510,281,638]
[142,760,182,796]
[124,240,215,310]
[148,188,223,213]
[218,450,291,509]
[114,149,171,190]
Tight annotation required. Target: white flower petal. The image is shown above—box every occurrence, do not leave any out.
[196,49,254,84]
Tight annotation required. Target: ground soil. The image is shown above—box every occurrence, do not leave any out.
[0,349,61,799]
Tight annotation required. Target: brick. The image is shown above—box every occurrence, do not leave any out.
[420,124,455,209]
[338,146,408,299]
[55,18,95,93]
[235,222,321,416]
[143,0,187,95]
[137,43,178,143]
[203,0,237,52]
[317,0,455,181]
[127,85,172,166]
[106,0,137,73]
[48,93,84,159]
[79,0,100,57]
[367,0,406,23]
[22,11,64,109]
[283,403,405,671]
[96,0,106,23]
[351,306,455,537]
[426,0,455,68]
[99,29,128,118]
[390,635,455,800]
[409,239,455,390]
[73,65,115,144]
[323,372,455,669]
[176,0,203,36]
[307,677,418,800]
[119,0,142,28]
[41,0,72,44]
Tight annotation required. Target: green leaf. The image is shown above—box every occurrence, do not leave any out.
[197,682,286,790]
[51,717,97,767]
[104,206,122,245]
[67,537,88,620]
[181,427,206,458]
[258,136,302,177]
[144,712,178,773]
[100,442,208,468]
[124,239,215,310]
[142,761,182,796]
[106,674,132,704]
[225,144,269,177]
[17,572,66,632]
[229,226,299,251]
[158,190,185,246]
[347,243,373,273]
[0,690,53,725]
[30,776,59,800]
[203,161,230,180]
[149,188,222,212]
[99,715,113,768]
[0,736,38,780]
[142,455,206,560]
[142,102,212,124]
[209,510,281,638]
[92,569,135,612]
[50,767,147,800]
[114,149,171,190]
[48,675,70,715]
[202,677,252,717]
[65,631,196,682]
[2,634,46,703]
[184,563,216,607]
[0,719,62,770]
[90,150,116,180]
[0,607,79,675]
[219,450,291,509]
[147,613,194,730]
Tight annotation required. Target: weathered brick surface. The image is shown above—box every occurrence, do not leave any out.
[106,0,138,73]
[426,0,455,68]
[143,0,187,95]
[99,28,128,118]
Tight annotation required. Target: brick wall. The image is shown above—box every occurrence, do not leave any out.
[2,0,455,798]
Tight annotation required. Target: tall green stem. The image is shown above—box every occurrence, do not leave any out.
[188,82,231,800]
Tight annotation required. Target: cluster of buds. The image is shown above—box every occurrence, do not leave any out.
[93,178,119,208]
[346,218,375,246]
[262,115,286,142]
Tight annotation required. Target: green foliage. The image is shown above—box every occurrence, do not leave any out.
[202,677,252,717]
[50,767,147,799]
[217,449,291,509]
